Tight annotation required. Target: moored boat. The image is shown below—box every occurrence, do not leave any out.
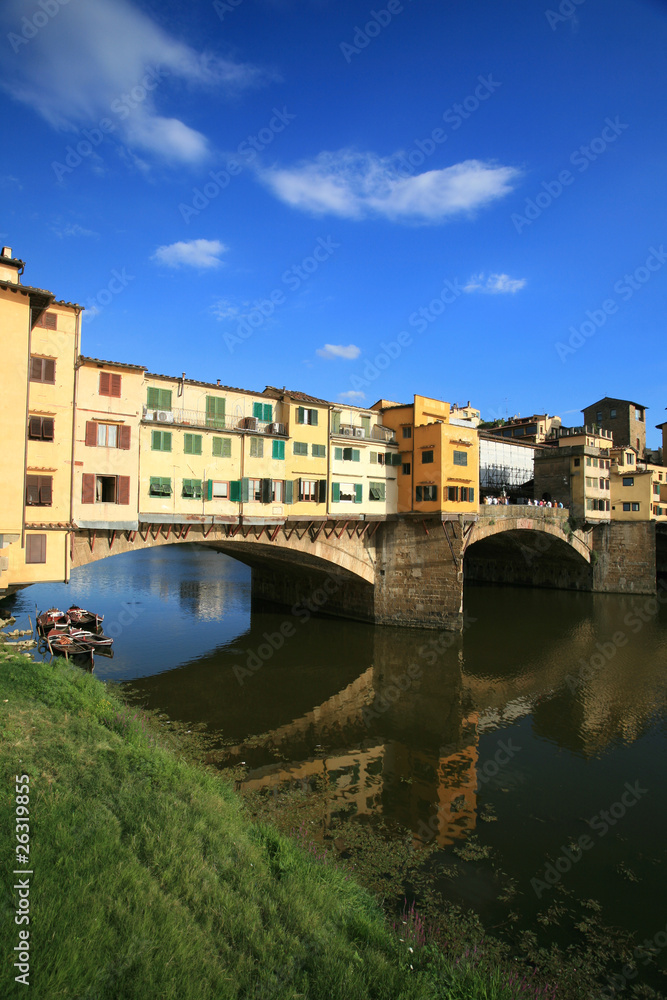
[67,627,113,648]
[67,605,104,628]
[45,628,93,657]
[37,608,69,635]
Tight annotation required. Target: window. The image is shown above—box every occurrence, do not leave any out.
[34,311,57,329]
[626,453,634,464]
[293,441,308,456]
[249,436,264,458]
[28,416,54,441]
[151,430,172,452]
[333,482,361,503]
[99,372,121,397]
[401,463,411,475]
[632,502,640,512]
[447,486,458,502]
[299,479,318,502]
[654,484,661,494]
[184,434,202,455]
[636,409,644,421]
[25,533,47,564]
[209,480,229,499]
[453,451,468,466]
[96,476,116,502]
[416,485,437,502]
[212,436,231,458]
[26,475,52,506]
[272,480,284,503]
[182,479,202,499]
[206,396,226,429]
[370,452,384,465]
[421,450,434,464]
[369,481,386,501]
[148,477,172,497]
[312,444,326,457]
[147,387,172,411]
[623,502,631,512]
[331,411,341,434]
[623,477,634,487]
[248,478,262,501]
[272,439,285,460]
[586,457,591,466]
[596,411,603,422]
[459,487,475,502]
[341,448,360,462]
[610,408,617,418]
[81,474,130,504]
[360,416,371,435]
[574,458,581,467]
[253,402,273,422]
[90,422,130,449]
[29,356,55,383]
[402,426,412,439]
[296,407,318,425]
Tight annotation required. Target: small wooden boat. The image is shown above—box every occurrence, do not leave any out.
[46,628,93,657]
[37,608,70,636]
[67,605,104,628]
[67,627,113,648]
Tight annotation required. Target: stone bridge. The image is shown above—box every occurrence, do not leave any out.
[70,506,658,630]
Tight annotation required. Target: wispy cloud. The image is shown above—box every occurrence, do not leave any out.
[260,150,520,223]
[316,343,361,360]
[463,272,527,294]
[211,298,241,320]
[51,222,98,239]
[339,390,366,402]
[0,0,265,166]
[152,238,227,269]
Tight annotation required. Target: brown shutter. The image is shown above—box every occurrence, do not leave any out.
[40,477,52,505]
[44,312,57,330]
[43,358,55,383]
[26,476,39,505]
[28,416,42,439]
[30,357,42,381]
[85,421,97,447]
[119,425,131,450]
[26,534,46,564]
[118,476,130,505]
[110,373,122,397]
[82,473,95,504]
[41,418,54,441]
[99,372,110,396]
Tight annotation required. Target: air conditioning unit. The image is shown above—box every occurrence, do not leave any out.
[267,422,286,435]
[155,410,174,423]
[340,426,352,436]
[239,416,258,430]
[353,427,364,438]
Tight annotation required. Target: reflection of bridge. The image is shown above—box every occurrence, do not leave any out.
[71,506,658,630]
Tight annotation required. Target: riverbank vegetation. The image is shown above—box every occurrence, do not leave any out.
[0,652,654,999]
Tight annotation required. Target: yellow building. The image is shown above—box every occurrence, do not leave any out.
[73,357,145,532]
[263,387,329,516]
[328,402,399,516]
[611,448,667,522]
[376,395,478,514]
[0,247,80,593]
[534,426,612,522]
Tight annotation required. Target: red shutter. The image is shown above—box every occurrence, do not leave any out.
[26,534,46,564]
[28,416,41,439]
[45,312,57,330]
[99,372,111,396]
[119,425,131,450]
[82,473,95,504]
[30,357,42,381]
[26,476,39,505]
[40,477,53,505]
[85,422,97,447]
[43,358,55,383]
[42,418,54,441]
[118,476,130,505]
[111,373,122,397]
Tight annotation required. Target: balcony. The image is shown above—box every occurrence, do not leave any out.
[142,407,287,435]
[331,423,397,444]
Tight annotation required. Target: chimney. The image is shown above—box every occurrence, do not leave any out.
[217,379,220,386]
[2,246,12,258]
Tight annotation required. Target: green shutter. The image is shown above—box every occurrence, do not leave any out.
[186,435,202,455]
[263,403,272,422]
[297,406,305,424]
[309,409,318,426]
[469,487,475,503]
[332,482,340,502]
[253,402,263,419]
[335,447,343,461]
[331,411,340,433]
[354,484,362,503]
[370,451,378,464]
[207,479,213,501]
[152,430,161,451]
[206,396,226,428]
[230,480,241,502]
[392,453,402,466]
[184,434,192,454]
[147,387,160,409]
[284,480,293,504]
[361,416,370,434]
[261,478,272,503]
[241,478,249,502]
[352,449,360,462]
[212,436,231,457]
[272,439,285,460]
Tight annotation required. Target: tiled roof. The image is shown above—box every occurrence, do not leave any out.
[264,385,332,406]
[583,397,647,411]
[0,279,53,298]
[80,355,147,371]
[145,372,258,395]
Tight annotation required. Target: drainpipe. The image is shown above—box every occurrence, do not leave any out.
[67,308,83,583]
[326,404,331,517]
[21,313,33,551]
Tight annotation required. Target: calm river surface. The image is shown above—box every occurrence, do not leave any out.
[4,544,667,989]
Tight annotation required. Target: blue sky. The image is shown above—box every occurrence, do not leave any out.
[1,0,666,444]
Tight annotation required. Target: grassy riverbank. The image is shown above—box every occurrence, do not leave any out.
[0,653,569,998]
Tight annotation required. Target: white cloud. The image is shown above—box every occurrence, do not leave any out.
[51,222,98,239]
[152,239,228,269]
[260,150,520,223]
[463,272,527,294]
[211,298,241,321]
[0,0,265,166]
[339,390,366,402]
[316,343,361,360]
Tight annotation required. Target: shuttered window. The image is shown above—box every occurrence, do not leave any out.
[272,439,285,460]
[206,396,226,428]
[208,480,229,499]
[117,476,130,505]
[212,436,231,457]
[453,451,468,466]
[311,444,326,457]
[332,482,340,502]
[146,387,172,411]
[253,402,273,422]
[250,437,264,458]
[183,434,202,455]
[182,479,203,499]
[29,357,55,383]
[331,411,341,434]
[34,311,57,329]
[230,480,242,502]
[25,534,46,563]
[26,475,52,506]
[342,448,360,462]
[151,430,172,452]
[447,486,458,502]
[293,441,308,456]
[28,416,54,441]
[296,406,318,425]
[417,485,438,502]
[422,450,434,464]
[99,372,122,397]
[369,481,386,501]
[149,477,172,496]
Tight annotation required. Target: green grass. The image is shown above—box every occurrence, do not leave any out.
[1,653,556,1000]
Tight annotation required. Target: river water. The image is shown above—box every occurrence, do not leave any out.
[4,544,667,991]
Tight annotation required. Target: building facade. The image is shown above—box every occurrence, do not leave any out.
[534,426,612,521]
[582,397,647,457]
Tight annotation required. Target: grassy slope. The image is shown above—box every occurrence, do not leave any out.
[0,653,549,1000]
